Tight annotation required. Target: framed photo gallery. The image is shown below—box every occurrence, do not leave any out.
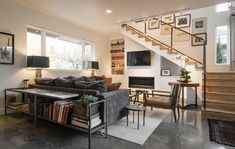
[146,13,207,46]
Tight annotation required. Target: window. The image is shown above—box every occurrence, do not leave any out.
[27,28,42,56]
[216,26,229,64]
[216,3,230,13]
[27,26,95,70]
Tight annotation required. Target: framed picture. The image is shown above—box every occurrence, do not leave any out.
[161,69,171,76]
[161,14,175,24]
[174,29,190,42]
[111,39,125,49]
[148,18,160,30]
[175,14,191,28]
[161,24,171,35]
[0,32,14,65]
[191,33,207,46]
[192,17,207,34]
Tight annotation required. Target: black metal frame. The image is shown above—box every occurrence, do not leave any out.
[4,88,108,149]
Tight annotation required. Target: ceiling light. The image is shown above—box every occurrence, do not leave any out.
[106,9,112,14]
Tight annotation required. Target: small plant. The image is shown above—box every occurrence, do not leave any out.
[78,95,98,106]
[179,68,191,81]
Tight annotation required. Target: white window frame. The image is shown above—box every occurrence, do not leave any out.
[26,25,95,71]
[215,24,230,65]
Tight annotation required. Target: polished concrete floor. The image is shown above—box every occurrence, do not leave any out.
[0,109,233,149]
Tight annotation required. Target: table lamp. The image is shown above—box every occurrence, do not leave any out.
[85,61,99,76]
[27,56,49,78]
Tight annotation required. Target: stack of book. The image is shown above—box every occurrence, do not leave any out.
[53,101,73,124]
[71,112,101,129]
[38,102,54,119]
[18,104,30,113]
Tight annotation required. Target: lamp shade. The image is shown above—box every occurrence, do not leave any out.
[85,61,99,70]
[27,56,49,68]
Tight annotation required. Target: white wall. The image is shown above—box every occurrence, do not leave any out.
[0,0,109,113]
[128,3,235,72]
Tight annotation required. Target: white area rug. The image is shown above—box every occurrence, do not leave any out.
[107,108,170,145]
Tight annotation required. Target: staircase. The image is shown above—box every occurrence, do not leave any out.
[202,72,235,121]
[121,24,204,70]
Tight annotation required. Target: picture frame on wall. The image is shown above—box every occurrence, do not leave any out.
[175,14,191,28]
[161,24,171,35]
[191,33,207,46]
[161,69,171,76]
[192,17,207,34]
[161,14,175,24]
[174,29,190,42]
[111,39,125,49]
[0,32,14,65]
[148,18,160,30]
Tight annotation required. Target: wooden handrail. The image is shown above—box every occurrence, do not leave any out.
[122,24,203,65]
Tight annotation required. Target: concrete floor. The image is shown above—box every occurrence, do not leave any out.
[0,109,233,149]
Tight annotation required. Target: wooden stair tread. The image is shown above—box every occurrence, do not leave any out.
[203,108,235,115]
[203,78,235,81]
[205,99,235,105]
[203,91,235,96]
[204,72,235,74]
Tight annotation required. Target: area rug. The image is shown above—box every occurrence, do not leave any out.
[208,119,235,147]
[107,108,170,145]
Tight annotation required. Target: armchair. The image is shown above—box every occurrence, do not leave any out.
[143,84,181,122]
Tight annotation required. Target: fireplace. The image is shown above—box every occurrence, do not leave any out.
[129,76,154,89]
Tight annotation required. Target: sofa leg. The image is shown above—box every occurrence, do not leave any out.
[177,105,180,120]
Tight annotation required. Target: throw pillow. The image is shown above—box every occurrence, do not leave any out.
[83,76,96,82]
[95,75,105,81]
[102,76,112,84]
[34,78,55,86]
[63,76,77,80]
[54,78,75,88]
[74,80,107,93]
[107,82,121,92]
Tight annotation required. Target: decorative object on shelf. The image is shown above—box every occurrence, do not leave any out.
[178,68,191,82]
[0,32,14,65]
[191,33,207,46]
[23,79,30,88]
[175,14,191,28]
[73,95,99,118]
[27,56,49,78]
[174,29,190,42]
[85,61,99,76]
[148,18,160,30]
[192,17,207,34]
[161,69,171,76]
[110,38,125,75]
[161,14,175,24]
[161,24,171,35]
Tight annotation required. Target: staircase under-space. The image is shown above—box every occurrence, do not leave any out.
[202,72,235,121]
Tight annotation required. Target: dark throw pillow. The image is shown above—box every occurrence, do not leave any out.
[107,82,121,92]
[74,80,107,93]
[83,76,96,82]
[34,78,55,86]
[54,78,75,88]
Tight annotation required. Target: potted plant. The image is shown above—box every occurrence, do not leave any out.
[178,68,191,82]
[73,95,100,118]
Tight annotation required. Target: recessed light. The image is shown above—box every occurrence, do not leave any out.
[106,9,112,14]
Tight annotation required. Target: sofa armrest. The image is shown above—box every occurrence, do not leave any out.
[101,89,129,125]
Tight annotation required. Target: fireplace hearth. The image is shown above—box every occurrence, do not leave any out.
[129,76,154,89]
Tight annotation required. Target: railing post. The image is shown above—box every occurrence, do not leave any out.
[170,26,173,50]
[144,19,147,35]
[203,44,207,110]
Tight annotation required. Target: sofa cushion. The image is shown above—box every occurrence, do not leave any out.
[107,82,121,92]
[34,78,55,86]
[95,75,105,81]
[74,80,107,93]
[83,76,96,82]
[102,76,112,84]
[64,76,77,80]
[54,78,75,88]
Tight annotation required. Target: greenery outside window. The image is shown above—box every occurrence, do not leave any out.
[27,26,94,70]
[216,25,229,65]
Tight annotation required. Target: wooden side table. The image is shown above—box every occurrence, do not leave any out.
[133,90,149,104]
[169,82,200,109]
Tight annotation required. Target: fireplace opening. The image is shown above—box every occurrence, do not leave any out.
[129,76,154,89]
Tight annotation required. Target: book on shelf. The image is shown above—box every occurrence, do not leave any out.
[52,100,73,124]
[71,112,100,121]
[71,119,101,129]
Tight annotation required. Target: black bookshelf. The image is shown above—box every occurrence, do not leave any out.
[5,88,107,149]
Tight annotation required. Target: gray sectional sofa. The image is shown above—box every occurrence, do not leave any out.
[29,76,129,125]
